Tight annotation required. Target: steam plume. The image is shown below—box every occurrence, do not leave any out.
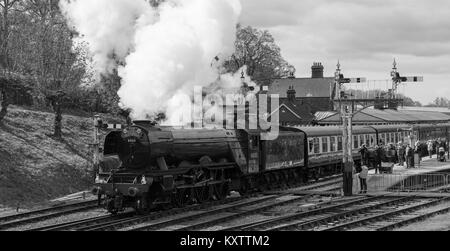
[60,0,244,121]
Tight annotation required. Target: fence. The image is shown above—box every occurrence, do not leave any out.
[368,173,450,193]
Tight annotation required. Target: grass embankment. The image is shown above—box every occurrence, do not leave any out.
[0,106,105,208]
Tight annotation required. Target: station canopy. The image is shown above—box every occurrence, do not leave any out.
[317,108,450,125]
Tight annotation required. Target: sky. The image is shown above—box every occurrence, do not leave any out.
[239,0,450,105]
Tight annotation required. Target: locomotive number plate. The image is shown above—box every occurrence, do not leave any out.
[128,138,137,143]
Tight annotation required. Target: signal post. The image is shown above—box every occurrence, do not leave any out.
[334,62,367,196]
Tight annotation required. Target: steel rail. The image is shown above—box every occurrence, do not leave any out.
[0,200,98,224]
[377,203,450,231]
[174,195,313,231]
[126,196,288,232]
[323,197,450,231]
[0,203,99,230]
[223,196,388,231]
[85,196,274,231]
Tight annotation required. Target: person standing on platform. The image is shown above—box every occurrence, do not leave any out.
[428,140,434,159]
[375,145,383,174]
[397,143,406,167]
[359,144,369,166]
[358,165,369,194]
[406,144,413,169]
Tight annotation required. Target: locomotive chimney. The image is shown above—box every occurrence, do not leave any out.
[311,62,324,79]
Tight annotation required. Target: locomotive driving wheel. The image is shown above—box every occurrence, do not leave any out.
[194,185,210,203]
[172,188,191,208]
[213,183,228,200]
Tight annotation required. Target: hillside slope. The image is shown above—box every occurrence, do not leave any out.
[0,106,99,207]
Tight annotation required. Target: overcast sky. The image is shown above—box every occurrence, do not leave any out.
[239,0,450,105]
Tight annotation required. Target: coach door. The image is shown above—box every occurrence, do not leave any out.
[248,134,260,174]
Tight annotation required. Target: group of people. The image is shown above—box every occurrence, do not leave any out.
[397,142,418,169]
[427,139,448,160]
[356,138,449,194]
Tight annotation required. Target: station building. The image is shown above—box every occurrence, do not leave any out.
[262,62,450,127]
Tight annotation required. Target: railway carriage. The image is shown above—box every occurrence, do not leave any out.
[297,126,378,179]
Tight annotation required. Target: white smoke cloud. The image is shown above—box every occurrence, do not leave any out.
[61,0,243,121]
[60,0,155,74]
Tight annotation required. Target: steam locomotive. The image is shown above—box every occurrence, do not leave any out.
[92,120,450,214]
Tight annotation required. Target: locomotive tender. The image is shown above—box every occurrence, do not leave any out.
[93,120,450,214]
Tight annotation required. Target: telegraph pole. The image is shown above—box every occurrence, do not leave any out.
[334,62,367,196]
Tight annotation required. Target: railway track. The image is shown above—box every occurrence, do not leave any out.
[93,195,284,231]
[128,192,351,231]
[27,175,343,231]
[318,197,450,231]
[220,196,392,231]
[0,200,99,230]
[29,196,258,231]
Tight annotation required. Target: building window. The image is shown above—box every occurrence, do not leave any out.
[314,138,320,154]
[322,137,329,153]
[354,135,359,150]
[331,137,337,152]
[337,136,343,151]
[365,134,371,146]
[359,135,365,147]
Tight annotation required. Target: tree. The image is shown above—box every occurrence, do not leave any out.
[224,25,295,84]
[8,0,89,139]
[0,0,20,121]
[427,97,450,108]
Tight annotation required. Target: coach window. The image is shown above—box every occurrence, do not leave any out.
[309,139,314,154]
[330,137,337,152]
[354,135,359,149]
[337,136,343,151]
[322,137,329,153]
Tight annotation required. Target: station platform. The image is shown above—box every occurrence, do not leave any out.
[354,155,450,195]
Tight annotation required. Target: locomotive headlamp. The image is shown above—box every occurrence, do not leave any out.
[128,187,139,197]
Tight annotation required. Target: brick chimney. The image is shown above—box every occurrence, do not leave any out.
[311,62,324,78]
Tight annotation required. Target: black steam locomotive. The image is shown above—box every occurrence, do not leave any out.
[93,120,450,214]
